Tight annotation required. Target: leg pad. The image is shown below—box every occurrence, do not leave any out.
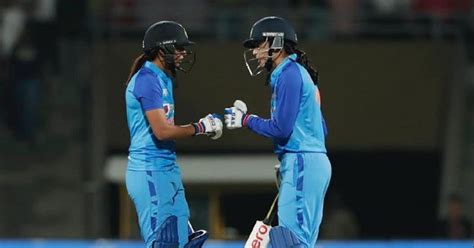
[269,226,302,248]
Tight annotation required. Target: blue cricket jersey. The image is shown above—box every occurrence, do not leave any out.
[125,61,177,170]
[246,54,328,154]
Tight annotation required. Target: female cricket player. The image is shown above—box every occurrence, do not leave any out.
[224,16,332,248]
[125,21,222,248]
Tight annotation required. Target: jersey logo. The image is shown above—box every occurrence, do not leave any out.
[163,89,169,97]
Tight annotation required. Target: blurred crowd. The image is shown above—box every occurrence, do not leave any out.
[98,0,473,40]
[0,0,54,145]
[0,0,87,146]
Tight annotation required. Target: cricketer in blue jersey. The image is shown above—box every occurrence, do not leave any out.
[225,16,331,248]
[125,21,223,248]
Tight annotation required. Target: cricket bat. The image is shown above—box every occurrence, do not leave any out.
[244,193,279,248]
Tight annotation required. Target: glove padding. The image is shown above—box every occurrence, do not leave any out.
[193,114,223,140]
[224,100,248,129]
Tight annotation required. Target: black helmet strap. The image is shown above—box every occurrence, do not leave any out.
[158,44,177,78]
[264,36,284,71]
[265,48,274,72]
[263,36,284,85]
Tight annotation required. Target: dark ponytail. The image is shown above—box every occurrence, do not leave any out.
[284,44,319,85]
[125,49,159,85]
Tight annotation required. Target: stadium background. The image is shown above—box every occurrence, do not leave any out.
[0,0,473,247]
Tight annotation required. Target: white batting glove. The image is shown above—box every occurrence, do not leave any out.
[193,114,223,140]
[224,100,255,129]
[210,115,223,140]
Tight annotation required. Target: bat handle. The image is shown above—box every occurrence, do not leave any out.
[188,221,195,233]
[263,193,279,225]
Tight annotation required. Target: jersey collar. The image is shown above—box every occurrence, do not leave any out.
[270,53,297,87]
[144,61,171,81]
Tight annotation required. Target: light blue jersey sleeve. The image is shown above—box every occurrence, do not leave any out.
[133,70,163,111]
[246,66,302,139]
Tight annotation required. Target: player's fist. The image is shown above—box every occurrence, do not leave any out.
[209,114,223,140]
[193,114,223,140]
[224,100,249,129]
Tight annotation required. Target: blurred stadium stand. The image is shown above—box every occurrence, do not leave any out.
[0,0,473,245]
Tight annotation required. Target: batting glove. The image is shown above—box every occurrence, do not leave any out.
[193,114,223,140]
[224,100,254,129]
